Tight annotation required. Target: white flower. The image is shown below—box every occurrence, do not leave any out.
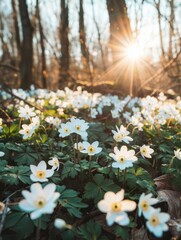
[146,208,170,238]
[70,118,89,139]
[30,161,54,182]
[58,122,72,137]
[19,183,60,220]
[74,142,84,151]
[0,151,5,157]
[112,125,133,144]
[174,149,181,160]
[138,193,159,218]
[97,189,136,226]
[54,218,67,229]
[18,105,36,119]
[109,146,137,170]
[90,108,98,118]
[52,118,61,129]
[19,124,35,139]
[140,145,154,158]
[48,157,60,170]
[31,116,40,130]
[81,141,102,156]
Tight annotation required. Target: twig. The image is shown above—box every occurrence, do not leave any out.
[0,198,9,238]
[139,49,181,91]
[0,84,42,111]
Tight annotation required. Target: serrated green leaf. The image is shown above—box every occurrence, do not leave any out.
[84,174,119,203]
[78,220,101,240]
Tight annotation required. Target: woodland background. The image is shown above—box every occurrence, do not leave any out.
[0,0,181,96]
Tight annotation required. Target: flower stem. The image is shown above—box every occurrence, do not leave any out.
[168,156,175,169]
[123,169,127,188]
[89,155,92,176]
[36,217,41,240]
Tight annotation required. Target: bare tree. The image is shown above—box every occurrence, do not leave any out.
[36,0,47,88]
[11,0,21,60]
[59,0,69,88]
[79,0,93,84]
[18,0,33,89]
[168,0,174,60]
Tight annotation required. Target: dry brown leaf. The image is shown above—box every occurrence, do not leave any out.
[158,190,181,219]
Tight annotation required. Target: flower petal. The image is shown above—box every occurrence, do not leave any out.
[121,200,136,212]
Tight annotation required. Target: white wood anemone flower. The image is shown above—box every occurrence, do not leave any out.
[140,145,154,159]
[19,183,60,220]
[146,208,170,238]
[30,161,54,182]
[97,189,136,226]
[18,105,36,120]
[19,124,35,139]
[174,149,181,160]
[109,145,138,170]
[70,118,89,139]
[48,156,60,171]
[58,122,72,138]
[138,193,159,219]
[81,141,102,156]
[112,125,133,144]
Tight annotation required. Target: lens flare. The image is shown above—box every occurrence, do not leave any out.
[125,43,143,61]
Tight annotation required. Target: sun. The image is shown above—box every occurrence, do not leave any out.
[125,42,143,61]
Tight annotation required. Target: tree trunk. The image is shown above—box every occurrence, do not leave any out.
[59,0,69,88]
[18,0,33,89]
[154,0,166,62]
[106,0,143,96]
[11,0,21,59]
[79,0,93,84]
[168,0,174,60]
[36,0,47,88]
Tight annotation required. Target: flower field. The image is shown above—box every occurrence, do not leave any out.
[0,87,181,239]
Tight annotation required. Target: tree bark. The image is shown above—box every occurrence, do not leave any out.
[36,0,47,88]
[18,0,33,89]
[11,0,21,59]
[168,0,174,60]
[59,0,69,88]
[106,0,143,96]
[79,0,93,84]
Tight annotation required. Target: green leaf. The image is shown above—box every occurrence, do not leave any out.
[115,225,130,240]
[33,215,51,230]
[61,161,80,179]
[14,146,38,165]
[78,220,102,240]
[84,174,119,203]
[5,143,23,152]
[58,187,88,218]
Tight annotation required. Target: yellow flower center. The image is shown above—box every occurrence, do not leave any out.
[35,197,46,208]
[53,160,58,166]
[141,200,149,211]
[149,215,160,227]
[141,149,147,154]
[64,128,69,133]
[115,133,124,141]
[25,129,30,134]
[118,156,125,163]
[88,146,95,153]
[78,146,83,151]
[36,170,46,179]
[111,202,121,213]
[75,125,81,131]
